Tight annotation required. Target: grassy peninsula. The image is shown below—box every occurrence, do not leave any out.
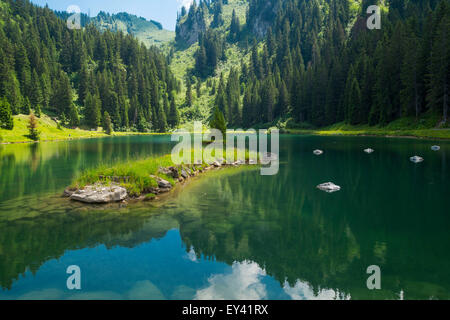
[68,148,258,203]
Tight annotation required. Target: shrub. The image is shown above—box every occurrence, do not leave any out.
[27,113,40,141]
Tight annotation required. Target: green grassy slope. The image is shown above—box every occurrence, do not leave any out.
[0,114,168,144]
[0,115,108,143]
[169,0,250,124]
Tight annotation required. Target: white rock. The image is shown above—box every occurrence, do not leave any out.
[410,156,424,163]
[212,161,222,167]
[70,185,127,203]
[317,182,341,193]
[364,148,375,154]
[261,152,278,162]
[313,150,324,156]
[431,145,440,151]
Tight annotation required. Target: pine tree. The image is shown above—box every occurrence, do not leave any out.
[261,77,276,123]
[277,80,289,117]
[0,97,14,130]
[22,97,31,115]
[78,64,90,104]
[210,106,227,137]
[51,71,72,115]
[229,9,240,42]
[35,104,42,118]
[185,79,193,107]
[84,92,101,129]
[102,111,113,135]
[168,98,180,128]
[348,76,362,125]
[68,105,80,128]
[428,12,449,123]
[30,69,43,108]
[3,73,23,115]
[155,105,168,133]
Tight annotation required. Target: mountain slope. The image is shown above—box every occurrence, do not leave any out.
[169,0,251,123]
[91,12,175,47]
[55,11,175,47]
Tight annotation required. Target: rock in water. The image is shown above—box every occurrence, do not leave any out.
[261,152,278,162]
[70,185,127,203]
[212,161,222,168]
[364,148,375,154]
[410,156,424,163]
[431,146,440,151]
[317,182,341,193]
[157,179,172,189]
[313,150,324,156]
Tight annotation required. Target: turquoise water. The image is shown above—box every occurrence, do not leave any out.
[0,135,449,300]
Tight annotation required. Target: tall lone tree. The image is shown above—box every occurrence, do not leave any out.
[27,113,39,141]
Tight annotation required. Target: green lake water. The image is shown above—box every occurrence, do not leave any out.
[0,135,449,300]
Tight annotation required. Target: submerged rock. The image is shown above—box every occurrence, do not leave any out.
[317,182,341,193]
[70,185,127,203]
[364,148,375,154]
[313,150,324,156]
[63,188,76,197]
[431,145,441,151]
[410,156,424,163]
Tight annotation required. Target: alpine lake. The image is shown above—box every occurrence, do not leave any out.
[0,135,448,300]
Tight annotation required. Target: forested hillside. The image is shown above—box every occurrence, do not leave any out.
[173,0,449,130]
[1,0,449,140]
[0,0,180,135]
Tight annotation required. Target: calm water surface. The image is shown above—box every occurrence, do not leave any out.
[0,135,449,300]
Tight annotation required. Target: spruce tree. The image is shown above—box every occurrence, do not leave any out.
[35,104,42,118]
[168,98,180,128]
[102,111,113,135]
[84,92,101,129]
[0,97,14,130]
[68,105,80,128]
[185,80,193,107]
[428,13,449,123]
[348,77,362,125]
[210,106,227,137]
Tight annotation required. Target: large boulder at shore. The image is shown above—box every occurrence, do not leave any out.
[157,179,172,189]
[70,185,127,204]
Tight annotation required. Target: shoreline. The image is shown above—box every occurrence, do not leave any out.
[282,128,450,140]
[0,132,172,145]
